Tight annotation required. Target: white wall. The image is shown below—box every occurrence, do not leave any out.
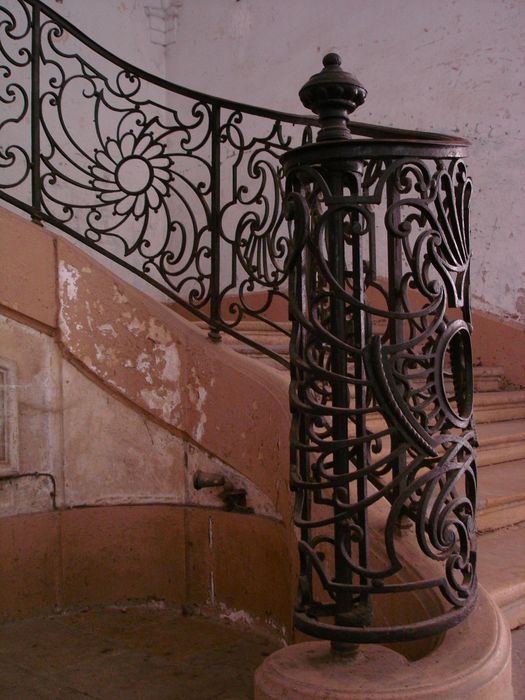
[51,0,166,77]
[167,0,525,323]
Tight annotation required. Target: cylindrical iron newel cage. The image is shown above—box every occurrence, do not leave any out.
[282,54,477,648]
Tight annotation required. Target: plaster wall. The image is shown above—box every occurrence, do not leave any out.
[47,0,167,77]
[0,207,462,653]
[167,0,525,324]
[0,207,294,632]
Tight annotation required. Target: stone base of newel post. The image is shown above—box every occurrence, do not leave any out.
[254,588,513,700]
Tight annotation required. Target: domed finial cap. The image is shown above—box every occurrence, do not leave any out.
[323,52,342,68]
[299,54,367,142]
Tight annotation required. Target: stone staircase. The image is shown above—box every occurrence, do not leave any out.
[198,318,525,630]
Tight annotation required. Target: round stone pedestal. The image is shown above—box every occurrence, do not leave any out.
[254,588,513,700]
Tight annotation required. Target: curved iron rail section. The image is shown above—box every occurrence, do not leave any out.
[0,0,467,364]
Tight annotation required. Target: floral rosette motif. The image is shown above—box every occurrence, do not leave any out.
[90,130,174,219]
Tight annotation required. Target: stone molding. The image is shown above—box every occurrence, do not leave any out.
[255,588,513,700]
[144,0,184,47]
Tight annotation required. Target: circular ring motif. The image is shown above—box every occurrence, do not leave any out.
[115,156,153,195]
[435,320,473,428]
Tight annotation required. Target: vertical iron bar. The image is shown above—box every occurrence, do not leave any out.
[350,181,369,615]
[30,0,42,225]
[294,234,312,614]
[326,169,353,643]
[208,103,221,341]
[386,176,405,496]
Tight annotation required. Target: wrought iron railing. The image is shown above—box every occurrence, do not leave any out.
[1,0,477,647]
[1,0,465,366]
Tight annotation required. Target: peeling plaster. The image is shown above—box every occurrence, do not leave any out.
[93,343,119,367]
[218,603,255,627]
[98,323,117,338]
[59,261,80,301]
[113,285,128,305]
[140,386,181,423]
[106,376,129,395]
[127,317,147,336]
[194,386,207,442]
[137,352,154,384]
[147,317,173,346]
[58,261,81,342]
[189,367,207,442]
[161,343,181,382]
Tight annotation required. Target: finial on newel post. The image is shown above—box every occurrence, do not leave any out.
[298,53,367,142]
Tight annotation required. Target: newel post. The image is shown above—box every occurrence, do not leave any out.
[280,54,478,650]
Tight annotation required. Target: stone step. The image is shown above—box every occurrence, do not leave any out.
[354,417,525,472]
[477,420,525,467]
[477,459,525,532]
[235,342,290,356]
[357,390,525,430]
[191,318,507,392]
[472,365,505,392]
[231,348,506,392]
[478,520,525,629]
[474,389,525,423]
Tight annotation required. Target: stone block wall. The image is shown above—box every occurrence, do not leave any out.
[0,207,294,636]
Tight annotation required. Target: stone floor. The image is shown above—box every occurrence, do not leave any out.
[0,608,523,699]
[0,606,280,699]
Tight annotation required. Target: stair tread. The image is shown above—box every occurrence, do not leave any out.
[475,389,525,406]
[478,522,525,608]
[478,459,525,508]
[235,343,289,355]
[477,419,525,445]
[473,365,505,377]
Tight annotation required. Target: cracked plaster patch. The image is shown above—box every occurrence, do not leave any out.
[58,262,81,343]
[98,323,117,338]
[147,317,173,346]
[137,352,153,384]
[189,367,207,442]
[127,317,147,336]
[113,285,128,305]
[141,386,181,423]
[161,343,180,382]
[59,261,80,301]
